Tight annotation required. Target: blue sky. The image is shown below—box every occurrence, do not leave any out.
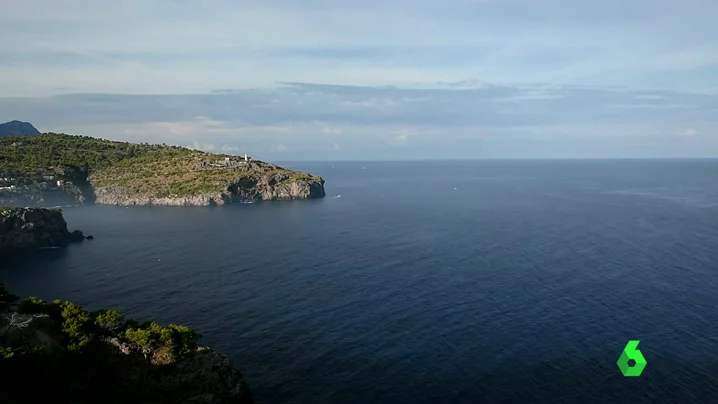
[1,0,717,160]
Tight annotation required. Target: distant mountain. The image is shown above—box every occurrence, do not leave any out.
[0,120,41,137]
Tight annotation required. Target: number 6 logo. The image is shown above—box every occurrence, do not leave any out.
[617,340,647,377]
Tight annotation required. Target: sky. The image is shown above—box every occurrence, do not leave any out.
[1,0,717,160]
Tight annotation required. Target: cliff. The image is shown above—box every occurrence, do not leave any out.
[0,207,88,253]
[91,157,325,207]
[0,133,325,207]
[0,283,254,404]
[0,120,40,137]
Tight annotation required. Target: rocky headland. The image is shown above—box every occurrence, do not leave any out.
[0,131,325,207]
[0,207,89,253]
[0,283,254,404]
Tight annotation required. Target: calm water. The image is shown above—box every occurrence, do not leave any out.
[3,160,718,403]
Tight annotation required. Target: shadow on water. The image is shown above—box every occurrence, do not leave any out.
[1,247,70,268]
[0,246,72,282]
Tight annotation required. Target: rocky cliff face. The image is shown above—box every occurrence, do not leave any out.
[0,182,86,207]
[230,172,326,202]
[0,290,254,404]
[0,165,91,207]
[93,172,326,207]
[0,207,87,253]
[1,164,325,208]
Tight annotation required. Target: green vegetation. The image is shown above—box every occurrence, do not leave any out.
[0,133,321,198]
[0,133,168,178]
[125,322,201,360]
[5,290,201,362]
[0,282,252,404]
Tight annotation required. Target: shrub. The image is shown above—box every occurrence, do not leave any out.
[19,296,49,314]
[93,309,127,333]
[124,322,202,360]
[0,345,16,359]
[125,327,153,349]
[59,302,92,350]
[4,284,202,363]
[166,324,202,356]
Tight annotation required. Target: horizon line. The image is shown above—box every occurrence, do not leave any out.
[273,157,718,163]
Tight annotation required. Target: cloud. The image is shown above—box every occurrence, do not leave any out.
[323,126,344,135]
[220,145,241,153]
[271,144,289,153]
[1,81,718,159]
[187,141,216,151]
[1,0,717,95]
[391,128,442,143]
[2,0,718,161]
[8,82,715,130]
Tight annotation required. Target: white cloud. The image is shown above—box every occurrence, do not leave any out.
[188,141,216,151]
[2,82,718,159]
[220,145,241,153]
[321,124,344,135]
[271,144,289,152]
[1,0,717,95]
[680,128,698,136]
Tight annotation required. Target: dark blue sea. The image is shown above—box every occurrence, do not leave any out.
[3,159,718,403]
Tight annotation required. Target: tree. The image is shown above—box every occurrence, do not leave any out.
[93,309,127,333]
[125,327,154,361]
[59,301,92,350]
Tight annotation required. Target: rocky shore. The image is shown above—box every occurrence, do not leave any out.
[0,283,254,404]
[0,133,326,208]
[93,171,326,207]
[0,170,325,208]
[0,207,89,253]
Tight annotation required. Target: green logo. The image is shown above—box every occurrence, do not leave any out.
[617,340,647,377]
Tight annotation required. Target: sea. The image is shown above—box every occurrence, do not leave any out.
[2,159,718,404]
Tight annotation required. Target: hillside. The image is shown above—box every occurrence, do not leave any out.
[0,133,325,207]
[0,120,40,137]
[0,282,253,403]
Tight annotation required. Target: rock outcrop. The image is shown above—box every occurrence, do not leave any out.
[0,207,88,253]
[94,172,326,206]
[0,180,87,207]
[0,133,326,207]
[0,284,254,404]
